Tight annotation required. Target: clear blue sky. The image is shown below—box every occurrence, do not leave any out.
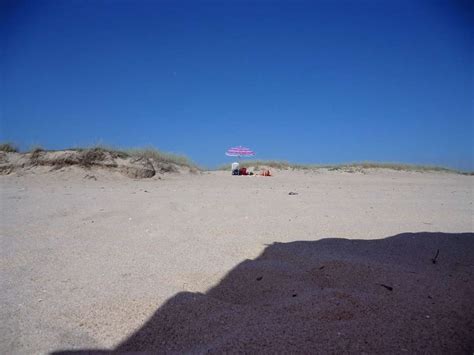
[1,0,473,170]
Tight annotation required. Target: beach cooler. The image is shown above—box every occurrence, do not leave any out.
[231,162,239,175]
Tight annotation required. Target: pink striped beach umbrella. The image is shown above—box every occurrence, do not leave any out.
[225,146,255,158]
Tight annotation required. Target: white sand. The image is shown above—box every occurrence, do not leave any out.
[1,167,473,353]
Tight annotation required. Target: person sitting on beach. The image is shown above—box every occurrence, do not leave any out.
[231,162,239,175]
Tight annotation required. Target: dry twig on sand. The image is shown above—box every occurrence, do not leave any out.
[378,284,394,291]
[431,249,440,264]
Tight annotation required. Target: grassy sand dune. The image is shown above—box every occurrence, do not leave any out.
[1,142,469,175]
[70,145,199,169]
[218,159,465,174]
[0,144,200,177]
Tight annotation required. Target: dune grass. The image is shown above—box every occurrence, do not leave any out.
[70,145,200,169]
[0,142,19,153]
[217,160,463,174]
[70,145,128,159]
[29,146,111,169]
[1,141,468,174]
[325,162,458,173]
[125,148,198,168]
[21,144,201,172]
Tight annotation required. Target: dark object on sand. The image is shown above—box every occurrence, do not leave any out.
[378,284,393,291]
[431,249,440,264]
[288,192,298,195]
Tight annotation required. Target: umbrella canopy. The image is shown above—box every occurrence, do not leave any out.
[225,146,255,158]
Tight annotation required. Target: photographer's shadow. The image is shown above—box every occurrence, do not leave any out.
[53,232,474,354]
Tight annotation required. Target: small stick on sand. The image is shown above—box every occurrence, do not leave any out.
[431,249,440,264]
[378,284,393,291]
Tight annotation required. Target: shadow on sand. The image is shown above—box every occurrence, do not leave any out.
[53,232,474,354]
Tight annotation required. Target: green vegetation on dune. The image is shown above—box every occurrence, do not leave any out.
[69,145,200,169]
[0,142,200,170]
[329,162,466,174]
[125,148,198,168]
[1,142,470,174]
[0,142,19,153]
[217,160,464,174]
[326,162,458,173]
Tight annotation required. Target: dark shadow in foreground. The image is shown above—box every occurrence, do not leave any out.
[53,232,474,354]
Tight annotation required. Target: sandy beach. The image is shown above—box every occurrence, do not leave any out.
[3,0,473,351]
[1,166,473,353]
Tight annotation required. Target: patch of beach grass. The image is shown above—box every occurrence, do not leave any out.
[217,160,462,174]
[0,142,19,153]
[125,148,197,168]
[29,147,112,169]
[29,147,45,164]
[70,145,129,159]
[326,162,459,173]
[70,145,201,170]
